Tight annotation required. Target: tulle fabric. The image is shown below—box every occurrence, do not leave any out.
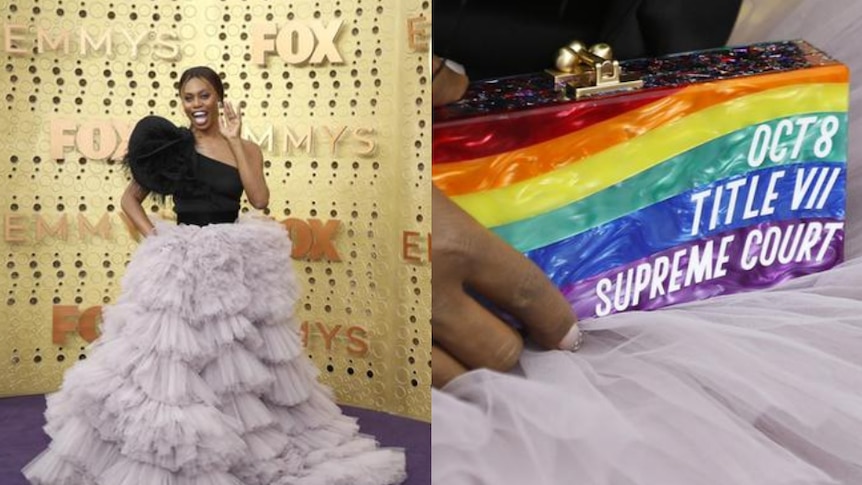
[434,258,862,484]
[432,2,862,483]
[23,216,406,485]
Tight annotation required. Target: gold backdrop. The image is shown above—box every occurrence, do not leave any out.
[0,0,431,421]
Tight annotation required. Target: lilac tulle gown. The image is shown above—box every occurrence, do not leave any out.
[23,117,406,485]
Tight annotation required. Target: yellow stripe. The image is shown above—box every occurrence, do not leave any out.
[452,83,848,227]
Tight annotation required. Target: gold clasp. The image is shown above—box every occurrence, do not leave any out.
[546,41,644,99]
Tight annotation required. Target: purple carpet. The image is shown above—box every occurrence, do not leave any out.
[0,394,430,484]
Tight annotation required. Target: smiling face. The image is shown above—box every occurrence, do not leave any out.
[180,77,220,131]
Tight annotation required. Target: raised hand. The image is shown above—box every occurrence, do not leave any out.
[219,100,242,140]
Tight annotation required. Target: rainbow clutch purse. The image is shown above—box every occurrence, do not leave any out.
[432,40,849,320]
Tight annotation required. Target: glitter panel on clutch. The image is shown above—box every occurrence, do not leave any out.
[433,40,835,122]
[433,40,849,320]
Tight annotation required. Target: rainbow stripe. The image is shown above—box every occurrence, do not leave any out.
[495,115,847,252]
[433,60,849,319]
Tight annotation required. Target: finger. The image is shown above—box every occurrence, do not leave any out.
[432,65,469,107]
[432,187,577,350]
[468,235,577,349]
[432,287,524,372]
[233,103,242,123]
[432,344,467,388]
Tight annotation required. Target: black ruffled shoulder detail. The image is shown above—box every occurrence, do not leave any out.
[121,115,197,197]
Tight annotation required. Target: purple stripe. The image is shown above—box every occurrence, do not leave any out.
[565,218,845,320]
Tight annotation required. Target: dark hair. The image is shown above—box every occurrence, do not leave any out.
[178,66,224,101]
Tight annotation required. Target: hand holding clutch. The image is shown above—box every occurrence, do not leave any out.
[431,185,582,388]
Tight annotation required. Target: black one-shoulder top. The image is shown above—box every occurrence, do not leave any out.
[122,116,243,226]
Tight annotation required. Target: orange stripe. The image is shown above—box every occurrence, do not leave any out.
[433,65,849,196]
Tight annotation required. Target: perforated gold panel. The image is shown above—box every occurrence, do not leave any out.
[0,0,431,421]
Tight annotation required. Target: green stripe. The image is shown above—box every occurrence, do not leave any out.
[493,112,848,252]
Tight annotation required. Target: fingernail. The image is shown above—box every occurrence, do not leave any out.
[557,322,584,352]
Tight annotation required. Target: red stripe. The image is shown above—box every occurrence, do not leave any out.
[432,87,681,164]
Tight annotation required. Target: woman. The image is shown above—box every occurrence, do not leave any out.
[23,66,406,485]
